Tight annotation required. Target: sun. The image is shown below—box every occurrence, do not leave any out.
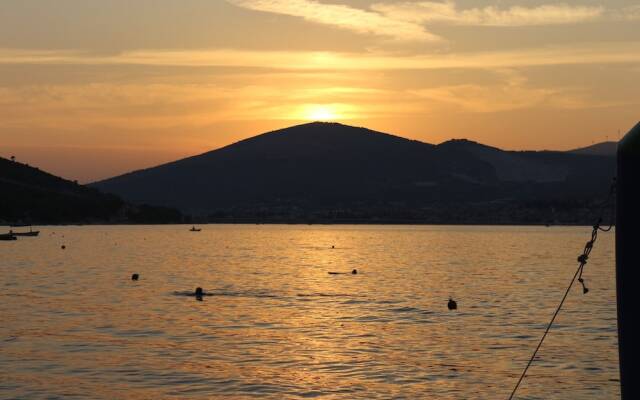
[304,105,339,121]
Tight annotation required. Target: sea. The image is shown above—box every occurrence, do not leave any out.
[0,225,619,399]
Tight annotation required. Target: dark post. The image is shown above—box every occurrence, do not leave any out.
[617,121,640,399]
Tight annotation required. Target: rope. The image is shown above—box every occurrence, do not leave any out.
[507,179,616,400]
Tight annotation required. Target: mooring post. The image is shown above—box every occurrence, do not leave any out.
[617,121,640,400]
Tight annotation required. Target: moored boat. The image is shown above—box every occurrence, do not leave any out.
[0,233,17,241]
[9,227,40,237]
[11,230,40,237]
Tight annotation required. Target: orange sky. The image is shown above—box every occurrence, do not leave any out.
[0,0,639,182]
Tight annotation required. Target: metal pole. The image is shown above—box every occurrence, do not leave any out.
[617,121,640,399]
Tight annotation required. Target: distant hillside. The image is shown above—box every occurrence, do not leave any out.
[438,139,570,182]
[569,141,617,157]
[0,157,182,224]
[92,122,616,225]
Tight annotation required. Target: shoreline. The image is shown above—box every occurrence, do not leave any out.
[0,220,607,228]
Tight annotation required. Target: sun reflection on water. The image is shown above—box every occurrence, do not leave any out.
[0,225,619,399]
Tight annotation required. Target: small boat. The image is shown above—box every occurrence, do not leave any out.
[12,230,40,237]
[189,226,202,232]
[0,233,17,241]
[9,227,40,237]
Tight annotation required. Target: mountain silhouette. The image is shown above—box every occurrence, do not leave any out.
[569,141,618,157]
[0,156,181,224]
[92,122,616,224]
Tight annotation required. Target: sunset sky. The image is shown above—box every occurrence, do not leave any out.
[1,0,639,182]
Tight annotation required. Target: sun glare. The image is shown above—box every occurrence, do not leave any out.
[305,105,339,121]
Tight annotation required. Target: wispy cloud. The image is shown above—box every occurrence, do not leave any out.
[3,42,640,70]
[409,68,627,113]
[226,0,440,41]
[372,1,604,27]
[226,1,605,43]
[612,5,640,21]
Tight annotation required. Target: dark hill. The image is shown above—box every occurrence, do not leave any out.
[93,122,617,224]
[0,157,181,224]
[93,123,496,213]
[569,141,618,157]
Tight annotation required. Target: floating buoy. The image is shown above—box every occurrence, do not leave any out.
[61,245,66,250]
[448,298,457,310]
[195,287,204,300]
[131,273,139,281]
[352,269,358,275]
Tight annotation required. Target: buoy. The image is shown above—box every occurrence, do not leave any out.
[448,298,457,310]
[61,245,66,250]
[131,273,139,281]
[195,288,204,301]
[352,269,358,275]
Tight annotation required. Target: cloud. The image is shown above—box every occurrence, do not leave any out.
[3,42,640,70]
[372,1,604,27]
[226,1,604,43]
[410,69,554,112]
[412,83,549,112]
[611,5,640,21]
[409,69,623,113]
[226,0,440,41]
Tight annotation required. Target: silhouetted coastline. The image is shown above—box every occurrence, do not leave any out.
[2,123,616,227]
[1,156,183,225]
[91,123,616,220]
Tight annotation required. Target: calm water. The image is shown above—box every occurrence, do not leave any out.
[0,225,619,399]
